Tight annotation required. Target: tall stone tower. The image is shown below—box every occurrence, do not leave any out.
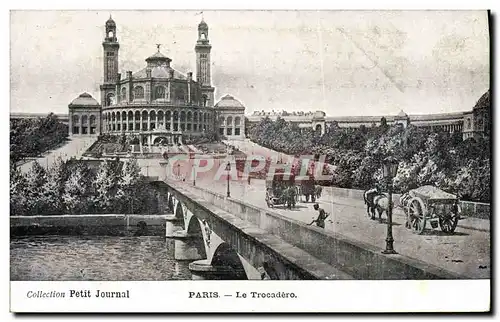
[100,15,119,107]
[195,19,215,107]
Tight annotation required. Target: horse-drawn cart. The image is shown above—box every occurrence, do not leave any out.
[401,185,461,235]
[265,171,297,209]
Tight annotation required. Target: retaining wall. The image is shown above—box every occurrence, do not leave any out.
[10,214,167,237]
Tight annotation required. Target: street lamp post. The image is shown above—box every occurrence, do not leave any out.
[382,157,399,255]
[192,161,196,186]
[163,157,169,181]
[226,161,231,198]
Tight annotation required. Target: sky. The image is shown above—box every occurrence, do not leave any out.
[10,10,489,117]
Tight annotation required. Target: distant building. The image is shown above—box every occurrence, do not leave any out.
[462,90,491,140]
[215,95,246,140]
[68,93,101,135]
[245,91,490,140]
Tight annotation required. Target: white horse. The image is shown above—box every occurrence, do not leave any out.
[371,194,390,222]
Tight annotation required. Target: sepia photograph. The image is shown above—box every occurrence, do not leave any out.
[9,8,491,313]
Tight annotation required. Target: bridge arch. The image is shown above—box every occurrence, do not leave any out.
[167,194,174,212]
[210,243,248,280]
[174,201,186,227]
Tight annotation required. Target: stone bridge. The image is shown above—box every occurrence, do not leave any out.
[151,180,464,280]
[151,180,351,280]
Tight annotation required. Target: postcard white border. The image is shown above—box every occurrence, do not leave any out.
[3,0,498,319]
[10,280,491,313]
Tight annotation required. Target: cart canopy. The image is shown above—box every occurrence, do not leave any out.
[408,185,458,201]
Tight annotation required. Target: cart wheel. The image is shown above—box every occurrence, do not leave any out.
[439,213,459,234]
[408,197,426,234]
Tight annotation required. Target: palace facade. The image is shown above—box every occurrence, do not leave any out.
[68,16,246,144]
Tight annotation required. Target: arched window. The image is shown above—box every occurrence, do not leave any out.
[111,112,115,122]
[166,111,171,120]
[202,95,208,107]
[121,87,127,102]
[134,86,144,99]
[72,115,80,124]
[106,93,115,106]
[122,111,126,122]
[108,31,114,38]
[89,115,97,134]
[467,118,472,129]
[155,86,165,100]
[82,115,88,125]
[180,111,186,122]
[187,112,192,122]
[226,116,233,126]
[234,117,241,126]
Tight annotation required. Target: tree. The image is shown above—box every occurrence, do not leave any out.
[62,164,92,214]
[92,160,121,212]
[10,166,28,216]
[24,161,49,215]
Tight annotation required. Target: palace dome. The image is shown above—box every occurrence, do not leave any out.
[215,94,245,110]
[69,92,100,107]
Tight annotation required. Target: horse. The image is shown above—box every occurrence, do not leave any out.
[363,188,389,221]
[314,185,323,200]
[284,186,297,210]
[371,194,390,222]
[363,188,378,218]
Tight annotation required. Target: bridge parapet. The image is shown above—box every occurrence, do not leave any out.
[152,180,352,280]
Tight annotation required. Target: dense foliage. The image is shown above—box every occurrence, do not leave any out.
[10,158,160,216]
[249,116,490,203]
[10,113,69,164]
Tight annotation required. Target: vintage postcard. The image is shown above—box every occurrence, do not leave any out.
[9,9,491,313]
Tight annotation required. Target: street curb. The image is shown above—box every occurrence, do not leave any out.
[456,224,490,233]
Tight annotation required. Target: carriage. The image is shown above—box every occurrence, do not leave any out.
[290,160,317,203]
[265,170,297,209]
[400,185,461,235]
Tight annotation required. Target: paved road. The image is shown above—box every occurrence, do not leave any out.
[187,177,490,279]
[19,136,97,173]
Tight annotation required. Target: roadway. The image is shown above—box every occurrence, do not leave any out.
[187,177,490,279]
[18,136,97,173]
